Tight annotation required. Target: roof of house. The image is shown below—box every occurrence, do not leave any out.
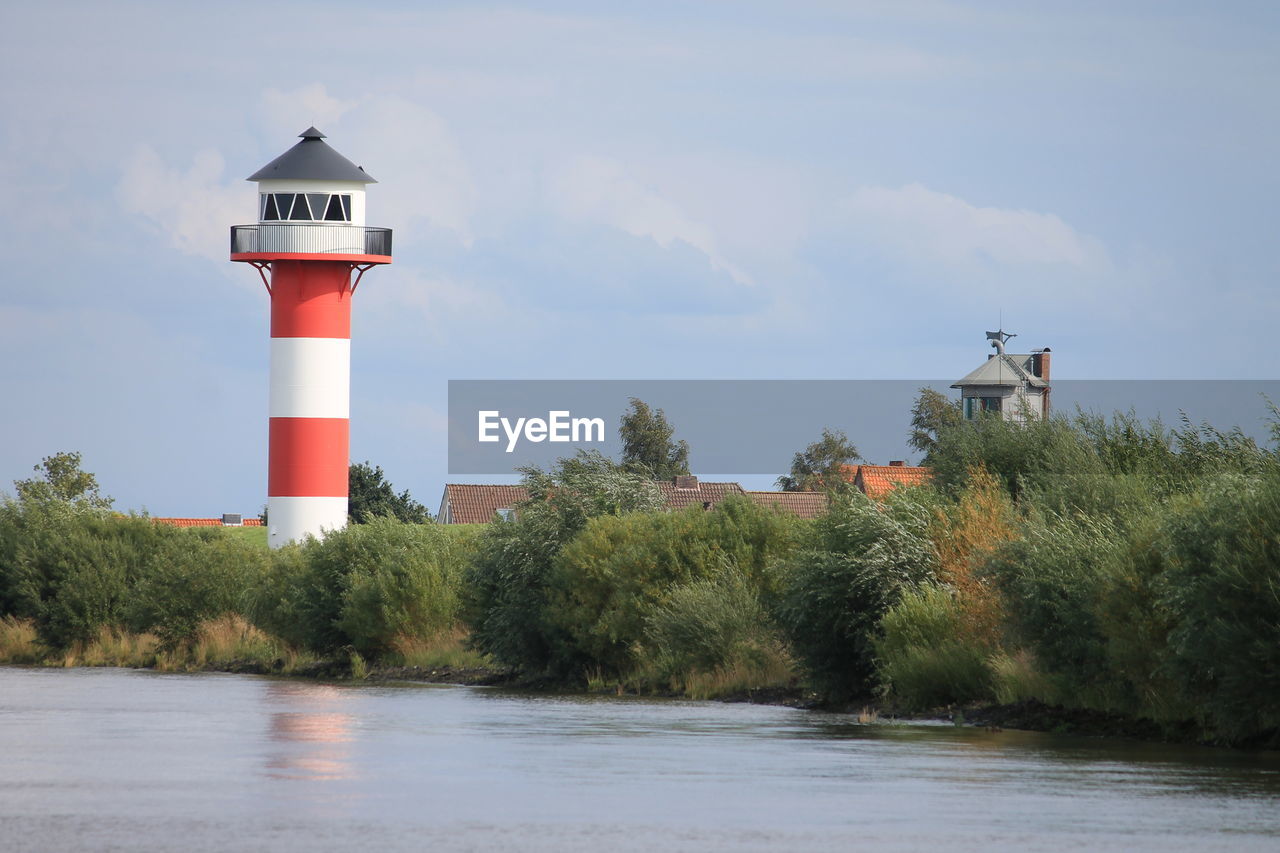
[439,484,530,524]
[952,353,1047,389]
[856,465,933,499]
[151,518,263,527]
[656,479,745,511]
[744,491,829,519]
[247,127,377,184]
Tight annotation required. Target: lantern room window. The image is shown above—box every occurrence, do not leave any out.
[260,193,352,222]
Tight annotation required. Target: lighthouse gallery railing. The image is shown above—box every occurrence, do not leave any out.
[231,224,392,257]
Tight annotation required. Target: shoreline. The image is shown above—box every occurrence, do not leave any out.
[27,656,1263,752]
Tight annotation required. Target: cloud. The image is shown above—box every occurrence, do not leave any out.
[837,183,1112,273]
[548,155,752,285]
[116,146,249,264]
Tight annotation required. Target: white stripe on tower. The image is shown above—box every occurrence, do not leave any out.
[269,338,351,419]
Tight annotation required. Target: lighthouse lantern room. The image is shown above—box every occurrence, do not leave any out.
[231,128,392,548]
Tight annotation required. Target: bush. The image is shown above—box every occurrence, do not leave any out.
[549,496,799,677]
[1,502,180,648]
[127,529,271,648]
[875,584,993,709]
[645,572,789,685]
[777,487,938,700]
[1160,468,1280,742]
[462,451,664,676]
[984,513,1126,705]
[252,517,466,658]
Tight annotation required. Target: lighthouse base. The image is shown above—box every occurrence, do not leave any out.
[268,496,348,549]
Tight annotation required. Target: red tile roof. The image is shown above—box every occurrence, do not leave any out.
[744,491,829,519]
[439,484,530,524]
[855,465,932,499]
[656,480,745,511]
[151,518,263,527]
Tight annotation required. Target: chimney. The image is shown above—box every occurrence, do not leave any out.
[1031,348,1052,381]
[889,460,905,467]
[674,474,699,490]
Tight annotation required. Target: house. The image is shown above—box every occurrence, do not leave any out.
[838,462,932,498]
[438,476,816,523]
[951,330,1050,423]
[437,484,531,524]
[151,516,263,528]
[744,490,829,519]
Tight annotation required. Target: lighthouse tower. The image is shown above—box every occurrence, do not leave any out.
[231,128,392,548]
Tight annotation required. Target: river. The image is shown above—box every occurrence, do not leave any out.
[1,667,1277,852]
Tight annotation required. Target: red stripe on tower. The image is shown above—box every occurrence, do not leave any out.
[231,127,391,548]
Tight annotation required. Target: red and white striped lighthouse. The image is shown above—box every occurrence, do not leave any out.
[231,128,392,548]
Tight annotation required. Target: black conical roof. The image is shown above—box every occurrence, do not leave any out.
[247,128,376,183]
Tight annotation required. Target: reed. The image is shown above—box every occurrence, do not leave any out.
[390,627,491,671]
[0,616,41,664]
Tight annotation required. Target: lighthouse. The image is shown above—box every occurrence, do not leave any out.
[231,128,392,548]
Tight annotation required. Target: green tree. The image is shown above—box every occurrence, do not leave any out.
[348,461,429,524]
[908,388,963,462]
[776,428,860,492]
[619,398,690,480]
[462,450,664,676]
[13,451,112,509]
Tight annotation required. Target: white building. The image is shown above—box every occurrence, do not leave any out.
[951,331,1051,423]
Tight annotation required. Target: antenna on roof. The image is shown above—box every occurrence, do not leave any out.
[986,329,1016,355]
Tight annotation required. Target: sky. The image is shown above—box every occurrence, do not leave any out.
[1,1,1277,516]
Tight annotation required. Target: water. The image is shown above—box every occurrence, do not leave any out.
[1,668,1277,852]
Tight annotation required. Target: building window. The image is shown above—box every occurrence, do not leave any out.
[260,193,352,223]
[964,396,1004,419]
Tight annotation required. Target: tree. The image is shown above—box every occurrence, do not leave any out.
[776,428,860,492]
[347,462,429,524]
[619,398,690,480]
[908,387,963,462]
[13,451,112,509]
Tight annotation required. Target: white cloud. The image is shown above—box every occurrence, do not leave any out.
[548,155,751,284]
[116,146,249,264]
[839,183,1112,272]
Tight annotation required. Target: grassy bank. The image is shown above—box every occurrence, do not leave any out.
[4,410,1280,743]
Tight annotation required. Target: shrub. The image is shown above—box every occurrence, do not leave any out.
[127,529,271,648]
[984,513,1130,707]
[777,487,939,700]
[645,572,789,685]
[2,503,180,649]
[874,584,993,709]
[548,496,799,677]
[462,451,664,676]
[1160,468,1280,742]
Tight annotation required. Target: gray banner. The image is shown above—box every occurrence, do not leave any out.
[447,380,1280,474]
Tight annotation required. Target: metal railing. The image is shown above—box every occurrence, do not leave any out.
[230,224,392,257]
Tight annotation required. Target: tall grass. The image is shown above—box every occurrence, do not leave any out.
[0,616,40,664]
[389,627,492,670]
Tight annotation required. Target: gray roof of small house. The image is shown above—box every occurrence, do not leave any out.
[951,353,1047,389]
[247,127,376,183]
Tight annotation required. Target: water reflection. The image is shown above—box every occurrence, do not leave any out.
[263,681,357,782]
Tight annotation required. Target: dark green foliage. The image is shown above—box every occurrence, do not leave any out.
[776,428,860,492]
[0,502,177,648]
[549,496,800,676]
[250,517,465,657]
[462,451,665,676]
[348,461,430,524]
[127,529,271,648]
[874,585,993,709]
[13,451,113,509]
[1160,468,1280,742]
[619,398,690,480]
[777,488,938,700]
[908,387,962,462]
[985,514,1127,702]
[645,572,781,678]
